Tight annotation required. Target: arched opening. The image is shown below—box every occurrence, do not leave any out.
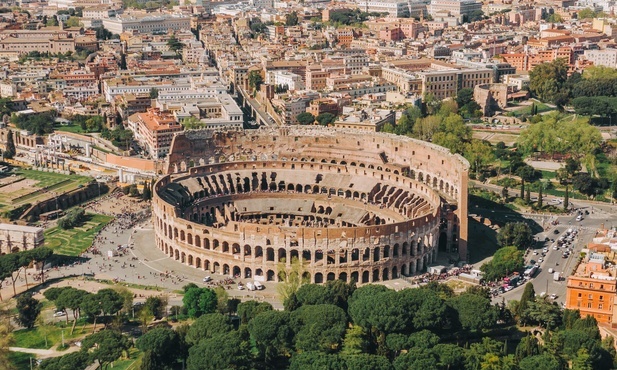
[180,252,186,263]
[362,271,369,283]
[392,266,398,279]
[278,248,287,263]
[267,270,275,281]
[383,268,389,281]
[350,271,359,283]
[327,272,335,281]
[255,246,263,259]
[244,244,252,256]
[223,264,230,275]
[314,273,324,283]
[372,269,380,282]
[339,272,348,282]
[213,262,220,273]
[266,248,275,261]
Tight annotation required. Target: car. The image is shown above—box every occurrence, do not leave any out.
[504,286,514,292]
[538,258,544,263]
[203,276,212,282]
[562,253,569,258]
[54,311,66,317]
[533,251,538,255]
[237,283,245,290]
[553,245,558,250]
[554,229,560,234]
[550,294,558,300]
[576,215,583,221]
[542,247,548,253]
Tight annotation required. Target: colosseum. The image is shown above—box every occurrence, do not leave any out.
[152,127,469,284]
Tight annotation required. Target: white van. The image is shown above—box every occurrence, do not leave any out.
[254,281,263,290]
[246,282,255,291]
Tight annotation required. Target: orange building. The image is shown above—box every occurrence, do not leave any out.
[565,250,617,325]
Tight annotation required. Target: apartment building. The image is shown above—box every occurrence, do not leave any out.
[102,14,190,35]
[566,251,617,325]
[157,95,244,131]
[266,70,305,90]
[128,108,184,159]
[429,0,482,18]
[584,49,617,68]
[356,0,426,18]
[102,77,226,102]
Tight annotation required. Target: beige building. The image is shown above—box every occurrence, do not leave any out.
[0,224,45,254]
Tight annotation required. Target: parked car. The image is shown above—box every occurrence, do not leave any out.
[54,311,66,317]
[203,276,212,282]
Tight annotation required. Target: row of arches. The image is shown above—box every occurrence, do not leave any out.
[160,238,437,283]
[156,221,435,265]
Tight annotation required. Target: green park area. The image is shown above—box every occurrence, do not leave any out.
[44,214,113,257]
[0,169,92,208]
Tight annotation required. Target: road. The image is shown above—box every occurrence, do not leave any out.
[491,200,617,306]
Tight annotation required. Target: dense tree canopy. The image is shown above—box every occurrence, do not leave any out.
[497,222,534,249]
[529,59,569,105]
[480,246,525,281]
[517,113,602,158]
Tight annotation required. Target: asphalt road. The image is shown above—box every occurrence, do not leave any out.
[490,195,617,306]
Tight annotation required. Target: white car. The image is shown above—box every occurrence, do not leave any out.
[550,294,558,300]
[53,311,66,317]
[538,258,544,263]
[203,276,212,282]
[576,215,583,221]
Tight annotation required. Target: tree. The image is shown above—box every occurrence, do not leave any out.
[316,112,336,126]
[143,295,166,320]
[432,114,471,154]
[515,335,541,362]
[497,222,533,249]
[519,354,561,370]
[286,11,299,26]
[291,304,348,353]
[185,313,233,345]
[81,330,131,369]
[149,88,159,99]
[456,88,474,108]
[248,310,293,362]
[65,16,82,27]
[564,185,569,210]
[538,183,543,208]
[141,181,152,201]
[4,130,15,159]
[296,112,315,125]
[187,331,249,370]
[16,293,41,328]
[136,327,184,369]
[237,300,273,324]
[480,246,524,281]
[448,293,497,331]
[464,140,495,177]
[517,283,536,319]
[182,286,217,318]
[529,59,569,104]
[248,70,263,93]
[516,165,537,200]
[167,35,184,53]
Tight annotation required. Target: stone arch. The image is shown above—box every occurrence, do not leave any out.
[233,266,241,277]
[213,261,220,273]
[266,247,275,261]
[244,267,252,278]
[383,268,389,281]
[187,233,193,245]
[222,241,230,253]
[223,264,230,275]
[315,272,324,283]
[244,244,251,256]
[278,248,287,263]
[181,252,186,263]
[180,230,185,242]
[195,235,201,248]
[196,257,202,269]
[339,272,348,282]
[188,254,193,266]
[232,243,241,255]
[392,266,398,279]
[267,270,275,281]
[393,243,399,257]
[350,271,359,283]
[255,246,263,259]
[327,272,335,281]
[372,269,380,282]
[362,271,369,283]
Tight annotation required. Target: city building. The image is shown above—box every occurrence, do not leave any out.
[102,14,191,35]
[127,108,184,159]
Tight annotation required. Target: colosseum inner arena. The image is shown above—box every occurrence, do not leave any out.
[152,127,469,284]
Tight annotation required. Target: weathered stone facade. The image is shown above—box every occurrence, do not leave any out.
[153,127,469,283]
[0,223,44,254]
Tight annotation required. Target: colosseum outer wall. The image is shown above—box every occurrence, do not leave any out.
[155,127,469,282]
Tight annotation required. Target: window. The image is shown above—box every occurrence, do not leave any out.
[589,294,593,299]
[599,304,604,310]
[588,303,592,308]
[578,293,582,297]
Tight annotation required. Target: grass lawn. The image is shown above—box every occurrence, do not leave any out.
[44,214,113,257]
[0,169,93,208]
[7,351,32,369]
[109,348,142,370]
[540,170,556,180]
[12,321,87,350]
[53,124,86,134]
[512,101,553,117]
